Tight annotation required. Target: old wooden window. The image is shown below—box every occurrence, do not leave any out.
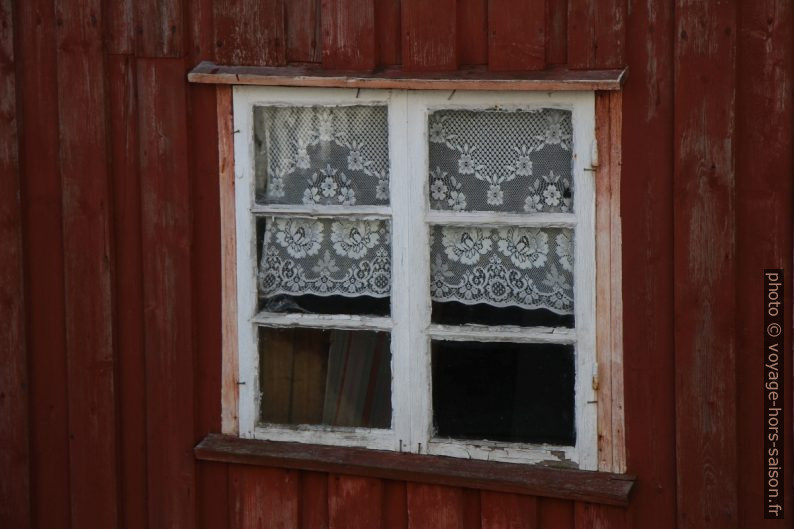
[231,86,602,469]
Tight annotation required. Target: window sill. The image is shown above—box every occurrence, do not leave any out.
[188,61,627,92]
[194,433,635,507]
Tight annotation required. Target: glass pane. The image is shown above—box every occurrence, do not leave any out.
[430,225,574,326]
[432,341,575,445]
[259,327,392,428]
[428,109,574,213]
[257,216,391,316]
[254,105,390,205]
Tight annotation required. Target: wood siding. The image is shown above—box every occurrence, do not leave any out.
[1,1,792,528]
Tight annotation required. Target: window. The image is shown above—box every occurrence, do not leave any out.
[232,87,598,469]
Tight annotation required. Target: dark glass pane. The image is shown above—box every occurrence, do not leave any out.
[259,327,392,428]
[432,341,575,445]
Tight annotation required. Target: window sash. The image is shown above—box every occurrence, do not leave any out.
[233,86,597,469]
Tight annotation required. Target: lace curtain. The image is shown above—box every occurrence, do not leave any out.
[428,109,574,213]
[254,105,390,205]
[430,226,574,314]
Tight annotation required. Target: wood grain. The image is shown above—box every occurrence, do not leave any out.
[546,0,567,65]
[488,0,546,71]
[137,57,195,529]
[196,434,636,506]
[229,466,299,529]
[481,492,537,529]
[673,0,739,527]
[538,498,574,529]
[407,484,465,529]
[301,471,329,529]
[574,502,626,529]
[374,0,401,66]
[457,0,487,66]
[567,0,626,69]
[134,0,183,57]
[321,0,376,70]
[286,0,322,63]
[402,0,457,71]
[329,475,383,528]
[214,0,286,66]
[0,1,30,526]
[188,61,627,91]
[108,53,148,529]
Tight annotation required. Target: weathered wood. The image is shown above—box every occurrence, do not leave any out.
[594,91,625,473]
[54,1,118,527]
[137,57,195,529]
[198,462,230,529]
[567,0,626,69]
[401,0,457,71]
[457,0,487,66]
[16,1,72,527]
[134,0,183,57]
[619,1,677,529]
[229,466,299,529]
[108,53,148,529]
[407,484,465,529]
[383,480,408,529]
[104,0,134,54]
[735,0,793,526]
[488,0,546,71]
[481,492,537,529]
[574,502,627,529]
[300,471,329,529]
[214,0,286,66]
[217,85,239,435]
[329,475,383,528]
[374,0,401,66]
[195,434,636,506]
[0,1,30,527]
[673,0,739,527]
[321,0,377,70]
[188,61,627,91]
[185,0,214,61]
[286,0,322,63]
[546,0,567,65]
[538,498,574,529]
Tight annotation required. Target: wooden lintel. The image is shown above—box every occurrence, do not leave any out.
[195,434,636,507]
[188,61,627,92]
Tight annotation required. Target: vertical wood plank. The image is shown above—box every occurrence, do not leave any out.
[374,0,401,67]
[53,1,118,527]
[16,1,71,527]
[198,462,230,529]
[673,0,738,527]
[407,484,465,529]
[0,1,30,527]
[286,0,322,63]
[402,0,457,71]
[300,471,328,529]
[185,0,215,61]
[620,0,677,528]
[545,0,567,65]
[229,466,299,529]
[321,0,376,70]
[481,492,537,529]
[329,475,383,529]
[567,0,625,69]
[461,489,482,529]
[488,0,545,71]
[457,0,487,66]
[134,0,183,57]
[104,0,134,54]
[108,53,148,529]
[574,502,626,529]
[214,0,286,66]
[382,481,407,529]
[538,498,574,529]
[735,0,793,527]
[137,57,196,529]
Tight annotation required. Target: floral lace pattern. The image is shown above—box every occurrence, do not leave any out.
[254,105,390,205]
[428,109,574,213]
[258,217,391,299]
[430,225,574,313]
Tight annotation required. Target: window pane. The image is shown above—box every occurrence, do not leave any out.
[257,216,391,316]
[254,105,390,205]
[432,341,575,445]
[259,327,392,428]
[430,225,574,325]
[428,109,573,213]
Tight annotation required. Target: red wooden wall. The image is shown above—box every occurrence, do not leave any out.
[0,1,792,528]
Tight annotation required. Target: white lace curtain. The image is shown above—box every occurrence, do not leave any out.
[255,106,575,315]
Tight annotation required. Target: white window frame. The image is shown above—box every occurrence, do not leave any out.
[232,86,597,470]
